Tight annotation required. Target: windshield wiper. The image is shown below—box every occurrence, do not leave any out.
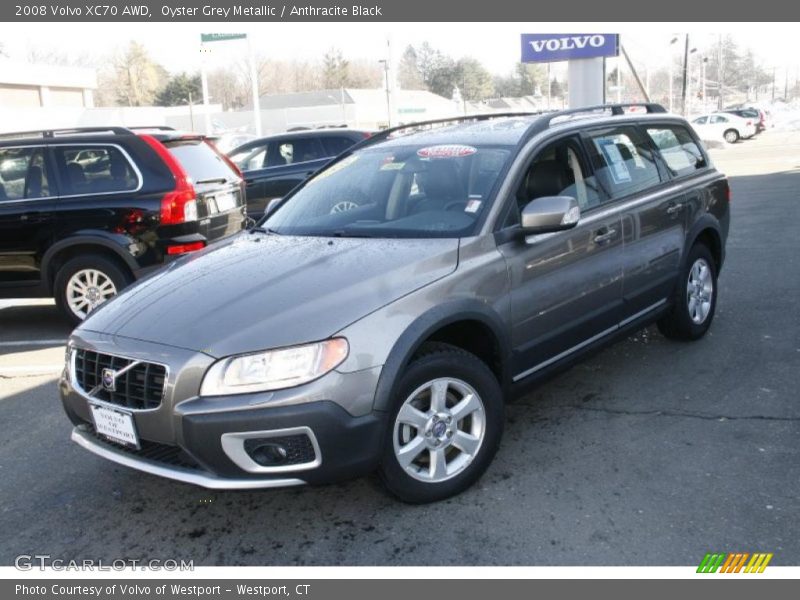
[330,229,374,238]
[195,177,228,185]
[249,226,278,235]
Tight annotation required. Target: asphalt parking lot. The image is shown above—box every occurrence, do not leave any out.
[1,130,798,566]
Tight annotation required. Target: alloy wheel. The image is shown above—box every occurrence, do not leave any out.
[392,377,486,483]
[686,258,714,324]
[66,268,117,320]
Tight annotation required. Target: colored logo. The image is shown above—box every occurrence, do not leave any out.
[697,552,773,573]
[101,368,117,392]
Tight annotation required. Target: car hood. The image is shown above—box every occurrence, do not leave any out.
[79,233,459,357]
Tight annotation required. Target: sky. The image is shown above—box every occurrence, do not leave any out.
[2,22,799,81]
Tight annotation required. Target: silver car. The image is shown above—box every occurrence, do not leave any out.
[60,104,730,503]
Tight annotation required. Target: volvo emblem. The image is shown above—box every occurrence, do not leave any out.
[101,368,117,392]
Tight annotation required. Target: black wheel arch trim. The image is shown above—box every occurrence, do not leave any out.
[684,214,725,273]
[372,300,511,413]
[41,233,140,291]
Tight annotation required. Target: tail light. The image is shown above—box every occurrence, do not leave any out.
[139,134,198,225]
[167,241,206,255]
[746,120,752,126]
[726,184,732,202]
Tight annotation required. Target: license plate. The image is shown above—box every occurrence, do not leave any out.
[89,402,139,449]
[215,192,237,212]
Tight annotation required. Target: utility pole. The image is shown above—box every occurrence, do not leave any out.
[681,34,689,116]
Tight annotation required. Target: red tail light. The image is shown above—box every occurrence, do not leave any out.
[746,120,752,126]
[139,134,198,225]
[167,241,206,255]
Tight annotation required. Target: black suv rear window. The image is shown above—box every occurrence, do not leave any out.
[164,139,237,182]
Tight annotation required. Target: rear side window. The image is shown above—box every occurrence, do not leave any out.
[268,137,325,166]
[52,145,138,195]
[0,146,50,200]
[321,136,358,157]
[164,139,238,182]
[585,126,662,200]
[646,126,707,177]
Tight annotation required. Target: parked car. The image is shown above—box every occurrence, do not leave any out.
[690,112,756,143]
[60,105,729,502]
[0,126,246,324]
[228,129,371,220]
[723,108,766,133]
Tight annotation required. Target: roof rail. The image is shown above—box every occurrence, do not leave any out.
[346,111,545,154]
[126,125,177,132]
[543,102,667,127]
[0,126,134,140]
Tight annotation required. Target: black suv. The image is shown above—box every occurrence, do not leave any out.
[227,129,371,219]
[0,126,245,323]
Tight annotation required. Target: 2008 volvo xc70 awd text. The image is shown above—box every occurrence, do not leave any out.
[60,105,730,503]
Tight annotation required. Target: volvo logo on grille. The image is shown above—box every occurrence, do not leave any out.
[101,368,117,392]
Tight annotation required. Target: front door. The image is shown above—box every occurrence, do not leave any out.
[496,135,625,381]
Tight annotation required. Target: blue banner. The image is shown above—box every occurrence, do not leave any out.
[521,33,619,63]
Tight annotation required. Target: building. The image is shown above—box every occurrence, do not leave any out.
[0,59,97,109]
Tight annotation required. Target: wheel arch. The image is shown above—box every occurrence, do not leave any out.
[42,235,138,293]
[685,216,724,273]
[372,300,511,413]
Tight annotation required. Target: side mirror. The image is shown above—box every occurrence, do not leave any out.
[520,196,580,237]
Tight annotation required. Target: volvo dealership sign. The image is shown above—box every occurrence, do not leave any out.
[521,33,619,63]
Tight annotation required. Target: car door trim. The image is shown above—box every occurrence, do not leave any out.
[512,298,667,382]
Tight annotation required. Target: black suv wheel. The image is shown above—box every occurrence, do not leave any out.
[54,254,133,325]
[379,343,504,503]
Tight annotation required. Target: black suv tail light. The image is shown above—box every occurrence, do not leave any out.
[139,134,198,225]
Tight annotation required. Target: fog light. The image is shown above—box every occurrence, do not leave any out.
[247,442,289,466]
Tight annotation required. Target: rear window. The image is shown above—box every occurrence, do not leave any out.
[52,145,138,195]
[646,126,706,177]
[164,139,237,182]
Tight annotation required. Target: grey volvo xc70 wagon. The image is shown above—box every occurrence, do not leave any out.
[60,104,730,503]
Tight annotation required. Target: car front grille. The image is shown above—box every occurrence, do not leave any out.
[74,349,167,410]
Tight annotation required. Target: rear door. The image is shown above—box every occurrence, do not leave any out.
[162,138,245,241]
[583,124,685,321]
[0,145,56,288]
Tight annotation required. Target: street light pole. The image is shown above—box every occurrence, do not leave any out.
[681,34,689,116]
[379,59,391,128]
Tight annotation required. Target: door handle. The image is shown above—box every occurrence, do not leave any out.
[593,228,617,244]
[666,202,685,215]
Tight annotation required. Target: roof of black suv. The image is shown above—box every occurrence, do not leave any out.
[0,126,201,146]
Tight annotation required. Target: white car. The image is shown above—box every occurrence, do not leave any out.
[690,113,757,144]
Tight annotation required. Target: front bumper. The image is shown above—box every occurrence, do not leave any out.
[60,333,387,489]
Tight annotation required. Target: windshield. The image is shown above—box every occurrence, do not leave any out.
[263,143,513,238]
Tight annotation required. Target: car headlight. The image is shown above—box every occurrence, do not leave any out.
[199,338,349,396]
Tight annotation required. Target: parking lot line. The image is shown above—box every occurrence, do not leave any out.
[0,339,67,347]
[0,364,63,376]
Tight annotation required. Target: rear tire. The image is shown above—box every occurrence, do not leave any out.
[379,342,504,503]
[723,129,740,144]
[657,244,718,341]
[54,254,132,325]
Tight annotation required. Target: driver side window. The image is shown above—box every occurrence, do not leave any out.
[504,137,600,228]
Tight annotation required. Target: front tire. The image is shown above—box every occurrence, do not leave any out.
[657,244,718,341]
[54,254,132,325]
[723,129,740,144]
[379,342,504,503]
